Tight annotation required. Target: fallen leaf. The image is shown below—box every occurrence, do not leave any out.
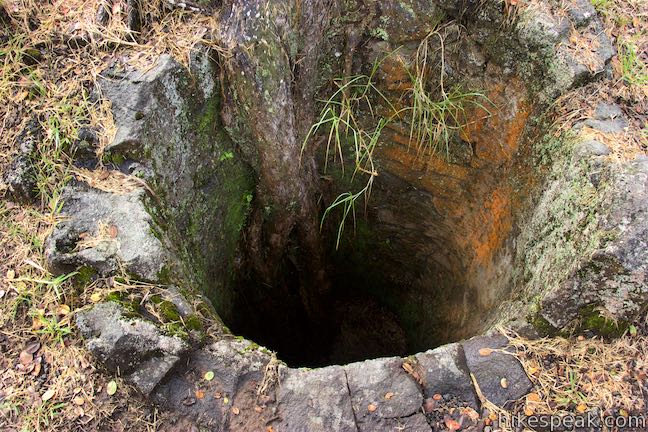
[19,351,33,365]
[106,380,117,396]
[73,406,85,418]
[232,407,240,415]
[489,412,498,421]
[445,418,461,431]
[478,348,493,356]
[204,371,215,381]
[108,225,118,238]
[42,389,55,401]
[32,362,42,376]
[57,304,71,316]
[527,392,541,402]
[384,392,394,400]
[524,407,534,416]
[528,366,539,375]
[195,390,205,399]
[461,408,480,421]
[423,398,436,413]
[500,378,509,389]
[367,403,377,412]
[25,341,41,354]
[433,393,442,401]
[73,396,85,406]
[576,404,587,413]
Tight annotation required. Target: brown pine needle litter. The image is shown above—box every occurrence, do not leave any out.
[0,0,646,430]
[0,0,224,430]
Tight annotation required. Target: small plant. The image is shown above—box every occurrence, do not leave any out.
[618,39,648,86]
[407,29,491,160]
[303,28,491,246]
[15,271,78,300]
[302,57,401,246]
[32,311,72,346]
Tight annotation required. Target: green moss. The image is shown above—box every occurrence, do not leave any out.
[103,151,125,166]
[164,322,189,339]
[74,266,97,286]
[105,292,141,318]
[578,305,629,338]
[184,314,203,331]
[158,300,181,322]
[530,313,560,336]
[156,265,174,285]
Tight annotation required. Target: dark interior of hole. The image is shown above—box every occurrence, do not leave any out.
[224,172,473,368]
[226,255,414,368]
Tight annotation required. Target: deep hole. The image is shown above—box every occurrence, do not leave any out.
[224,168,488,368]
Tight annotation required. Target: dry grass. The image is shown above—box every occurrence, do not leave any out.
[0,0,221,430]
[504,328,647,425]
[552,0,647,160]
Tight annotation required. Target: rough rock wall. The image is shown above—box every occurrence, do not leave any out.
[324,0,620,349]
[47,50,254,321]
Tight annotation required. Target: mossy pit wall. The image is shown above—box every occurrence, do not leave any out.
[101,51,254,323]
[103,2,618,367]
[307,1,605,354]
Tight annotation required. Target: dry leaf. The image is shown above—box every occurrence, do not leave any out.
[367,403,377,412]
[106,380,118,396]
[32,362,42,376]
[524,407,534,416]
[195,390,205,399]
[479,348,493,356]
[57,304,71,316]
[42,389,55,401]
[445,418,461,431]
[462,407,480,421]
[423,398,436,413]
[576,403,587,413]
[527,392,540,402]
[25,341,41,354]
[19,351,33,365]
[108,225,118,238]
